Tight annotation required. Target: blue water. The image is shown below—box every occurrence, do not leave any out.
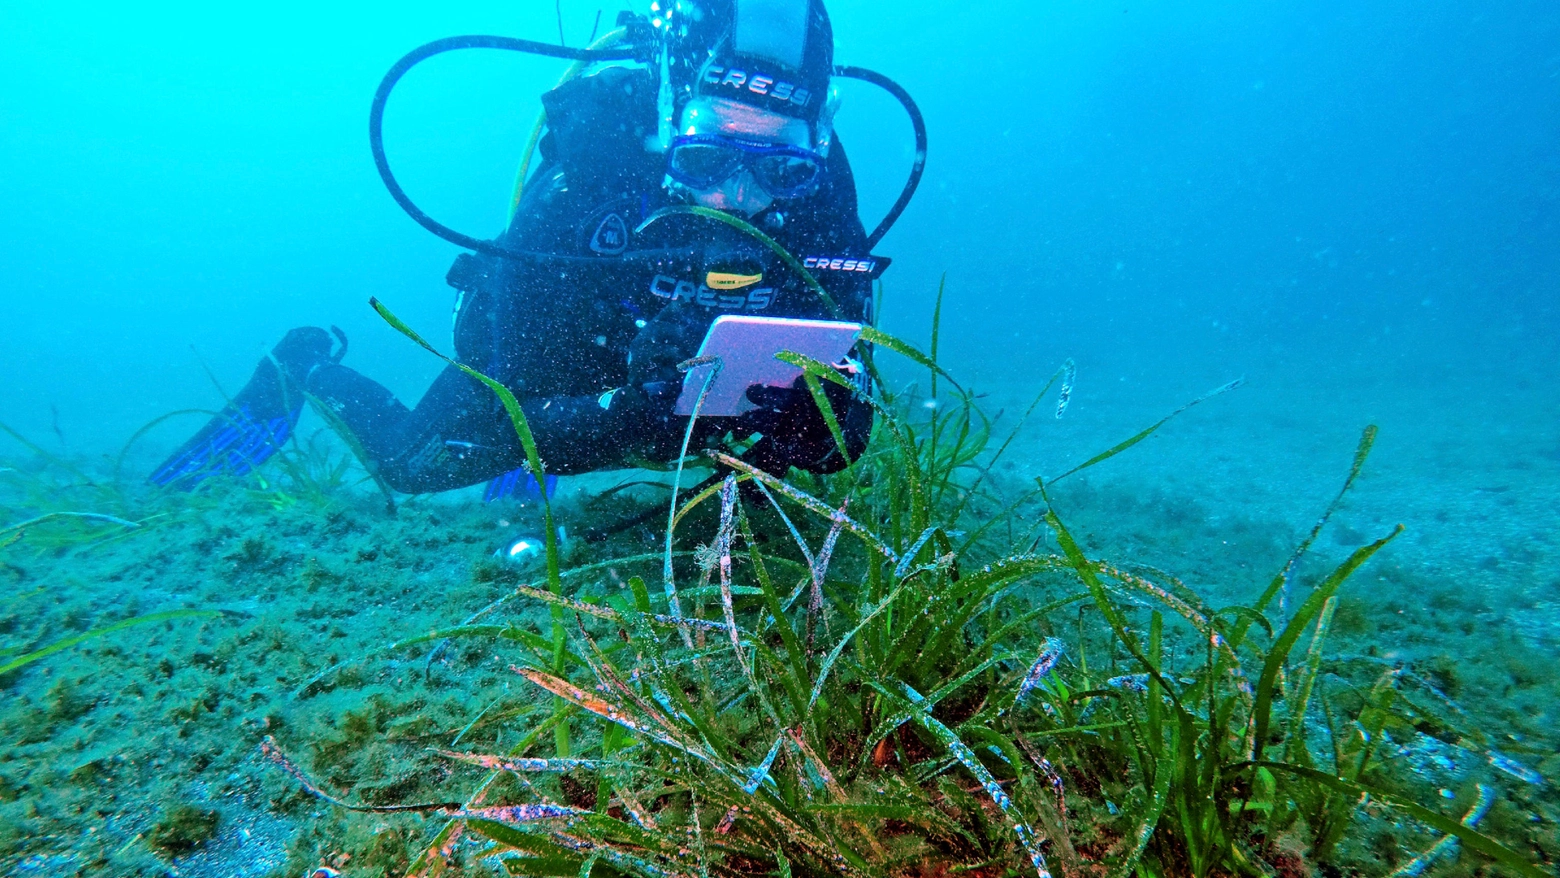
[3,1,1556,445]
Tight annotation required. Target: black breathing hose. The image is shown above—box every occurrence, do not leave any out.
[369,35,638,259]
[832,65,927,250]
[368,36,925,258]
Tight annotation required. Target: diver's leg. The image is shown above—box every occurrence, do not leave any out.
[150,327,340,489]
[151,325,531,494]
[305,362,527,494]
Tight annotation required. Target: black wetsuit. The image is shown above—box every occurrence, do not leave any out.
[303,67,881,493]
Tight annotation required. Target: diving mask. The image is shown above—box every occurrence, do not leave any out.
[666,133,824,199]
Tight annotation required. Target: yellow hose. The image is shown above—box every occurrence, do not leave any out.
[508,28,629,220]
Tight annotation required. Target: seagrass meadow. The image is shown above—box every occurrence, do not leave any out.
[1,304,1556,878]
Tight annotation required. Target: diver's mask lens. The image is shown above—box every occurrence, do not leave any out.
[667,134,823,199]
[667,140,746,189]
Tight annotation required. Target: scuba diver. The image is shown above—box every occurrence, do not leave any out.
[151,0,922,497]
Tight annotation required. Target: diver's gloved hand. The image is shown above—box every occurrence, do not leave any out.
[270,326,347,388]
[737,378,862,476]
[636,380,682,409]
[743,383,802,423]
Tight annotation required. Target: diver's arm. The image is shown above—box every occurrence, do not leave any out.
[515,383,683,475]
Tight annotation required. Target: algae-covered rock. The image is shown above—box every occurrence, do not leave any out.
[148,803,220,857]
[360,826,412,876]
[44,677,96,723]
[67,756,114,786]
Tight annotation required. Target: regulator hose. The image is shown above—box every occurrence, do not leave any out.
[833,65,927,249]
[368,38,926,258]
[368,35,638,259]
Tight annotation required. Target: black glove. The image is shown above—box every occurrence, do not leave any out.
[743,383,801,419]
[739,378,865,475]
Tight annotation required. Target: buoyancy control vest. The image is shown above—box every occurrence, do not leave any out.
[443,66,886,402]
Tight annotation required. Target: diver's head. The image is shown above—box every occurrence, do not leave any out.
[655,0,837,214]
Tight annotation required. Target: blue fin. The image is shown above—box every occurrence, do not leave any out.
[483,468,559,503]
[150,403,297,490]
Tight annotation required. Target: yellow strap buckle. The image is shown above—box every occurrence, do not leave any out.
[705,271,763,290]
